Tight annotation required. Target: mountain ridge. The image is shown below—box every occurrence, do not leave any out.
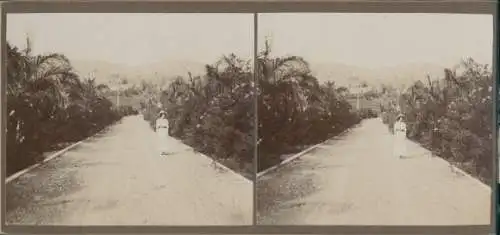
[70,59,207,86]
[310,62,448,88]
[70,58,459,90]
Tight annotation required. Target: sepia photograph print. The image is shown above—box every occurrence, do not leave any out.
[5,13,254,226]
[256,13,493,226]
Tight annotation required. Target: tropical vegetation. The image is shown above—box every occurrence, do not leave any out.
[381,58,493,184]
[141,41,372,177]
[141,53,255,179]
[256,41,363,171]
[6,39,135,176]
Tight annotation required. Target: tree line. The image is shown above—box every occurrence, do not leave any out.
[6,39,136,176]
[141,41,367,178]
[102,42,492,185]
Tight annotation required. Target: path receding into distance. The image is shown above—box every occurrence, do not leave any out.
[6,115,252,226]
[257,118,491,226]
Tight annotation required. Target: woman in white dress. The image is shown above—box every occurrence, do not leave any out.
[155,110,170,155]
[393,114,408,158]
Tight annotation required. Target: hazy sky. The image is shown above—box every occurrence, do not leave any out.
[7,13,254,66]
[7,13,494,69]
[258,13,493,68]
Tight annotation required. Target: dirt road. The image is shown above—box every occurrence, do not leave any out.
[6,115,252,226]
[257,118,491,225]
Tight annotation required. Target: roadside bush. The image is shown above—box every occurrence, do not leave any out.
[383,58,493,184]
[256,41,361,171]
[6,41,124,176]
[142,54,255,179]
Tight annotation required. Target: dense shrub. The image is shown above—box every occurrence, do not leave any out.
[141,43,362,176]
[142,54,255,179]
[256,41,361,171]
[6,41,125,176]
[382,58,493,184]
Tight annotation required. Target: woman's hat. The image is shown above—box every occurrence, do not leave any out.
[158,110,167,115]
[396,113,404,119]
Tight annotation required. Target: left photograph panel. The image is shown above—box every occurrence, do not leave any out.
[5,13,254,226]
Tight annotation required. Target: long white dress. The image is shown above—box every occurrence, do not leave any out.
[155,118,170,154]
[393,120,407,157]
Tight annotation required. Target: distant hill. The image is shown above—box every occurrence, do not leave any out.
[70,57,459,92]
[311,62,447,88]
[70,59,207,86]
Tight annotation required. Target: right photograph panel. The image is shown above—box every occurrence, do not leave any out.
[256,13,493,226]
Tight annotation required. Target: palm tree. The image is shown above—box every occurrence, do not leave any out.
[7,38,82,149]
[257,39,323,145]
[6,38,123,176]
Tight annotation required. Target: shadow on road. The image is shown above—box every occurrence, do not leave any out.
[257,118,491,225]
[6,115,254,226]
[6,156,84,224]
[257,128,355,223]
[257,147,345,223]
[6,125,118,225]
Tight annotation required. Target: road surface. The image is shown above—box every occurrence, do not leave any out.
[6,115,252,226]
[257,118,491,225]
